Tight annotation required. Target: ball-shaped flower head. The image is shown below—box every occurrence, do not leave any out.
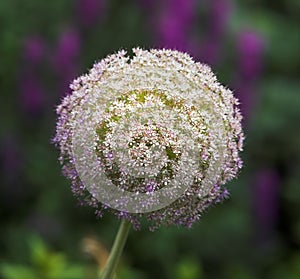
[53,48,244,230]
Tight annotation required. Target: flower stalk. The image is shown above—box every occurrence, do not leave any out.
[99,219,131,279]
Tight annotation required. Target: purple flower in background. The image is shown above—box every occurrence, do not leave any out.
[139,0,156,10]
[144,0,231,63]
[23,36,45,64]
[235,30,265,121]
[210,0,231,37]
[199,40,220,65]
[78,0,106,27]
[20,36,46,115]
[53,28,81,74]
[53,28,81,96]
[235,86,254,121]
[237,31,265,79]
[254,168,280,239]
[155,0,196,51]
[199,0,231,65]
[20,74,45,115]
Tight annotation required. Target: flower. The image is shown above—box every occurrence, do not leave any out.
[236,30,265,121]
[77,0,106,27]
[20,36,46,115]
[53,48,244,230]
[155,0,196,52]
[52,28,81,96]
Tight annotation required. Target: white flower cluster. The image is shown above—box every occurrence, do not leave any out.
[54,48,244,229]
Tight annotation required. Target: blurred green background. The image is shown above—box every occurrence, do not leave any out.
[1,0,300,278]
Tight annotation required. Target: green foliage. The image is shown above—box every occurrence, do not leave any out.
[174,257,203,279]
[269,253,300,279]
[0,236,85,279]
[1,0,300,278]
[0,265,36,279]
[117,266,147,279]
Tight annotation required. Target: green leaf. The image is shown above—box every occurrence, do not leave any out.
[58,266,85,279]
[0,264,36,279]
[175,257,202,279]
[28,235,49,266]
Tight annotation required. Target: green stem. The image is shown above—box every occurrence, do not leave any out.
[100,219,131,279]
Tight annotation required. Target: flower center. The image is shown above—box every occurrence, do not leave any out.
[95,89,200,193]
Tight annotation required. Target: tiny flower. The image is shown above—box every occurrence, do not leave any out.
[53,48,244,230]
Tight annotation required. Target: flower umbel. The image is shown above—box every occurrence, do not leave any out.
[53,48,244,230]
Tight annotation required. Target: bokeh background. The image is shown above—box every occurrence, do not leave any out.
[1,0,300,278]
